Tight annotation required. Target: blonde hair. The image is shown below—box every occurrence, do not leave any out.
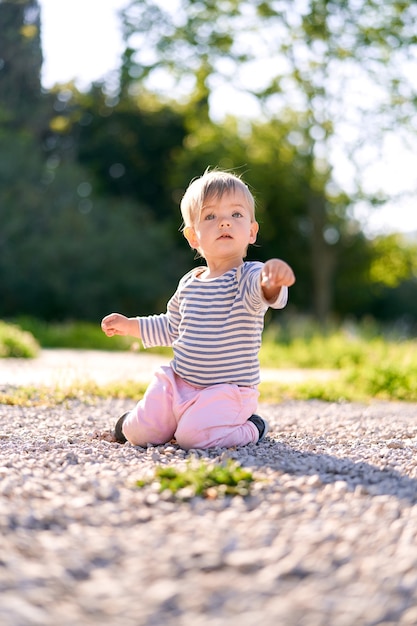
[180,169,256,229]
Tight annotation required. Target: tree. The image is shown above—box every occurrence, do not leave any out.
[73,86,187,221]
[0,0,190,321]
[0,125,188,321]
[0,0,46,133]
[360,234,417,330]
[118,0,417,324]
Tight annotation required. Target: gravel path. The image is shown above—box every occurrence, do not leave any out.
[1,353,417,625]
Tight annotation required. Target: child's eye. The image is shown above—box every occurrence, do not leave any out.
[204,213,215,220]
[232,211,243,218]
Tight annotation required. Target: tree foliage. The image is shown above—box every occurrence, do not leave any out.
[0,0,416,328]
[74,87,186,221]
[0,125,188,320]
[0,0,47,134]
[119,0,417,323]
[0,1,189,321]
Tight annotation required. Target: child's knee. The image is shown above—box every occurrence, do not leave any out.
[174,421,204,450]
[174,431,197,450]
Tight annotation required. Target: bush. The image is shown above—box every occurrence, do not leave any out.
[0,321,40,358]
[347,362,417,401]
[12,317,173,355]
[13,317,133,351]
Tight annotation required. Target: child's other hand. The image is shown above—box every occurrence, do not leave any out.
[101,313,131,337]
[261,259,295,300]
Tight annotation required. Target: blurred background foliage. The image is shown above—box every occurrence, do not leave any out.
[1,0,417,332]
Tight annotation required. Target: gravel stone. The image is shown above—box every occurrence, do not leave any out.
[1,388,417,624]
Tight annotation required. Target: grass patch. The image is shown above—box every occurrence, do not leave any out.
[0,380,147,407]
[2,318,417,404]
[259,363,417,404]
[11,317,137,351]
[260,328,417,370]
[258,378,356,404]
[0,385,84,407]
[136,459,254,499]
[10,317,173,357]
[2,364,417,406]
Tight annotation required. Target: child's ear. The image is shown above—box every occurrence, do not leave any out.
[249,221,259,244]
[183,226,199,249]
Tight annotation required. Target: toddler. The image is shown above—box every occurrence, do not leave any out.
[101,169,295,449]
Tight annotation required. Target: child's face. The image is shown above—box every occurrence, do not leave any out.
[184,190,258,262]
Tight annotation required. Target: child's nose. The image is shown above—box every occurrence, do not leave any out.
[219,216,231,227]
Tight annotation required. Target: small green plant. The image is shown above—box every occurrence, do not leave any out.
[136,459,254,499]
[0,321,40,358]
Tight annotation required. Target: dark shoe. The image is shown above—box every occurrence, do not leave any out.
[114,413,129,444]
[248,414,269,443]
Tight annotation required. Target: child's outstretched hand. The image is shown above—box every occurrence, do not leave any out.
[261,258,295,302]
[101,313,140,338]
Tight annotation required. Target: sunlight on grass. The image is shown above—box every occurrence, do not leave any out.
[259,329,417,370]
[259,373,369,404]
[9,316,173,356]
[2,318,417,405]
[3,363,417,406]
[10,317,135,351]
[0,321,40,358]
[259,364,417,404]
[0,380,147,407]
[346,362,417,402]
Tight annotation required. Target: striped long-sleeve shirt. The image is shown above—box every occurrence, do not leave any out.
[138,261,288,387]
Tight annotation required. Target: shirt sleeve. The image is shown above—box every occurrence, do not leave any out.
[137,268,204,349]
[138,289,181,349]
[138,313,174,348]
[266,285,288,309]
[240,262,288,312]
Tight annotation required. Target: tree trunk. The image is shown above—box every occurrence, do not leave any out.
[307,192,337,328]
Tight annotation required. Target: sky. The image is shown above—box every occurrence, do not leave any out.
[38,0,417,236]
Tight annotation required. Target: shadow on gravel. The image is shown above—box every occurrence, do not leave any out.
[256,442,417,504]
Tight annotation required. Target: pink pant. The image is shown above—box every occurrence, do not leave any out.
[122,365,260,449]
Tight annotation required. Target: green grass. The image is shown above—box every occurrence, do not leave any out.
[258,363,417,404]
[136,459,254,499]
[2,360,417,406]
[259,321,417,402]
[10,317,136,351]
[346,361,417,402]
[2,318,417,405]
[8,317,173,356]
[0,379,148,407]
[260,324,417,370]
